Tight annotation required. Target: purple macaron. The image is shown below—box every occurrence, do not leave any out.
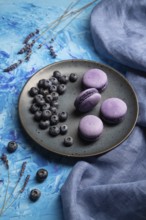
[82,68,108,92]
[74,88,101,113]
[100,98,127,124]
[78,115,103,142]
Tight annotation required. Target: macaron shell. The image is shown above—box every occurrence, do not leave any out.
[79,115,103,141]
[74,88,101,112]
[82,68,108,91]
[100,98,127,123]
[78,92,101,112]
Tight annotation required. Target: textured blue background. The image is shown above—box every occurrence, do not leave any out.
[0,0,126,219]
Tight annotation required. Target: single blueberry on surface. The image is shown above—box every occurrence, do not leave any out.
[60,125,68,135]
[29,189,41,202]
[30,103,40,113]
[49,106,57,114]
[38,88,49,96]
[64,136,73,146]
[49,126,60,136]
[59,111,68,122]
[7,141,18,153]
[51,92,59,100]
[49,85,57,93]
[39,120,50,129]
[34,110,42,121]
[69,73,78,82]
[34,94,45,106]
[38,79,46,88]
[29,87,39,97]
[42,110,52,120]
[57,84,66,94]
[53,70,61,79]
[50,114,59,125]
[58,75,69,84]
[43,79,52,89]
[45,94,53,103]
[41,103,50,110]
[50,77,58,85]
[36,168,48,183]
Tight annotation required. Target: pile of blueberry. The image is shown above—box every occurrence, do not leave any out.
[29,70,78,146]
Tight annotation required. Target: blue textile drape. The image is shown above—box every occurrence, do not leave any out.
[61,0,146,219]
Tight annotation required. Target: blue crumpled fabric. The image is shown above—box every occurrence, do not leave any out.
[61,0,146,220]
[90,0,146,71]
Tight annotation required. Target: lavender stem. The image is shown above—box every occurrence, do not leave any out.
[0,169,10,216]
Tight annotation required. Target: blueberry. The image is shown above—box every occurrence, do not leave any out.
[34,110,42,121]
[50,114,59,125]
[45,94,53,103]
[64,136,73,146]
[36,168,48,183]
[29,189,41,202]
[69,73,78,82]
[58,75,69,84]
[60,125,68,135]
[51,101,59,108]
[49,85,57,93]
[49,126,60,136]
[50,77,58,85]
[38,88,49,96]
[34,94,43,101]
[57,84,66,95]
[30,103,40,113]
[59,112,68,122]
[53,70,61,79]
[42,110,52,120]
[51,92,59,100]
[49,106,57,114]
[38,79,46,88]
[7,141,18,153]
[34,95,45,106]
[29,87,39,97]
[41,103,50,110]
[39,120,50,129]
[43,79,52,89]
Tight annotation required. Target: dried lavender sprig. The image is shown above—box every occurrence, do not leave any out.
[3,0,97,72]
[36,0,92,51]
[20,175,30,193]
[23,29,39,44]
[3,60,22,72]
[3,161,27,209]
[17,43,33,55]
[1,154,9,169]
[1,174,30,216]
[19,162,27,179]
[35,0,97,42]
[0,168,29,216]
[0,169,10,216]
[31,1,75,44]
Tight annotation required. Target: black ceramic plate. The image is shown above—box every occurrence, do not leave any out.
[18,59,138,157]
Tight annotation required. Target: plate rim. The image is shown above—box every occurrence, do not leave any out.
[18,59,139,157]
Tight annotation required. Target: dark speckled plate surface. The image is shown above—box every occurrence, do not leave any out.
[18,59,138,157]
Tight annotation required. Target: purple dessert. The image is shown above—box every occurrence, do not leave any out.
[78,115,103,142]
[74,88,101,113]
[82,68,108,92]
[100,98,127,124]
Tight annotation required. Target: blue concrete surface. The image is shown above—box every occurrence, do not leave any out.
[0,0,126,219]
